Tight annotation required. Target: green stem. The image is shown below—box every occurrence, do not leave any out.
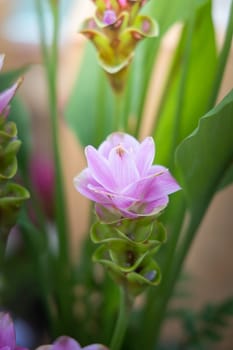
[208,0,233,109]
[114,92,125,131]
[110,287,132,350]
[139,195,186,350]
[35,0,72,335]
[48,3,69,265]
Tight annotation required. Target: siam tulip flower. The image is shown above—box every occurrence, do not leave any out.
[80,0,158,92]
[74,132,180,222]
[36,336,108,350]
[0,312,28,350]
[0,54,22,118]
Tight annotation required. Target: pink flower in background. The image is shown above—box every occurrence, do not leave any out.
[36,336,108,350]
[0,313,28,350]
[74,132,180,221]
[29,154,55,219]
[0,54,22,117]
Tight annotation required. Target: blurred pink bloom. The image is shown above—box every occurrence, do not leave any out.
[74,133,180,220]
[0,312,28,350]
[36,336,108,350]
[29,154,55,219]
[0,54,22,117]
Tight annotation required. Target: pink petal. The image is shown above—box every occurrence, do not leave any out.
[85,146,117,191]
[52,337,81,350]
[123,170,167,202]
[74,169,108,203]
[98,132,139,157]
[142,196,169,215]
[0,54,4,71]
[0,80,21,115]
[0,313,16,349]
[88,184,137,208]
[83,345,109,350]
[153,168,181,195]
[109,145,139,189]
[135,137,155,175]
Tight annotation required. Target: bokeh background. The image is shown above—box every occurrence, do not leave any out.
[0,0,232,348]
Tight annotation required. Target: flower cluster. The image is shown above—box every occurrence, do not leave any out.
[80,0,158,92]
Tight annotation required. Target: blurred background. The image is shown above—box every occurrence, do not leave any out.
[0,0,232,348]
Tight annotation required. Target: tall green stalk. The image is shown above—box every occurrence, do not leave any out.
[35,0,72,334]
[208,0,233,109]
[110,287,133,350]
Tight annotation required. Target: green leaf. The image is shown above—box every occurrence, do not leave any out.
[155,1,217,166]
[176,89,233,213]
[126,0,209,135]
[65,43,114,147]
[0,182,30,236]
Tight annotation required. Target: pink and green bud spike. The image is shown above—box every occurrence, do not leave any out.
[80,0,159,92]
[0,54,30,238]
[74,132,180,295]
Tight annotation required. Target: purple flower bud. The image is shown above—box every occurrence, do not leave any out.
[35,336,108,350]
[0,312,28,350]
[103,10,117,26]
[74,132,181,220]
[0,55,22,117]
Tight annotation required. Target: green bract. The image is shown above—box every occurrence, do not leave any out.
[91,216,166,295]
[0,114,29,238]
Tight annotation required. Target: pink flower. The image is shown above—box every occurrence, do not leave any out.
[29,154,55,219]
[0,54,22,117]
[36,336,108,350]
[0,312,28,350]
[74,133,180,221]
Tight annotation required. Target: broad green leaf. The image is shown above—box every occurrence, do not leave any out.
[65,43,115,147]
[176,89,233,213]
[154,1,217,166]
[126,0,209,135]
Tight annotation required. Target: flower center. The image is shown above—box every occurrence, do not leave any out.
[103,10,117,25]
[116,145,125,158]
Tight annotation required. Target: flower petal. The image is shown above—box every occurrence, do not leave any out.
[83,345,108,350]
[0,313,16,349]
[0,54,5,71]
[98,132,139,158]
[0,79,21,115]
[135,137,155,175]
[52,337,81,350]
[128,196,169,216]
[74,169,108,203]
[123,168,167,202]
[85,145,117,191]
[109,145,139,189]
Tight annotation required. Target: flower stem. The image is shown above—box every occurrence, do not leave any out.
[208,0,233,109]
[114,92,125,132]
[35,0,71,334]
[110,287,132,350]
